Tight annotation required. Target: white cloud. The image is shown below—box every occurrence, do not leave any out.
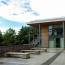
[0,27,20,34]
[13,27,20,34]
[30,0,65,19]
[0,0,65,23]
[0,0,40,22]
[0,27,7,34]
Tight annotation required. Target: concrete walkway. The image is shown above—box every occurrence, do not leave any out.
[50,51,65,65]
[0,52,56,65]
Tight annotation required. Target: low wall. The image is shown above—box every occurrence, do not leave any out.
[0,44,32,56]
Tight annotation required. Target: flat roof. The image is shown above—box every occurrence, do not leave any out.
[27,17,65,24]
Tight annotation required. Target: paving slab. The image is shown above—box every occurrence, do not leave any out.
[0,52,56,65]
[50,51,65,65]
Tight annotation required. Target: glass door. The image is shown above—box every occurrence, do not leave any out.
[48,24,64,48]
[56,38,60,48]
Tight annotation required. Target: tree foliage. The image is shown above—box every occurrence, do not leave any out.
[16,26,29,44]
[0,26,38,46]
[3,28,16,45]
[0,31,3,45]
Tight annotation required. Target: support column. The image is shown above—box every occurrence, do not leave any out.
[63,21,65,48]
[39,24,41,47]
[28,28,30,44]
[33,29,35,47]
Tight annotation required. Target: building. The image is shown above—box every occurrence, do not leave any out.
[27,17,65,48]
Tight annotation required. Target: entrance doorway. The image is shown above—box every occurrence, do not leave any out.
[56,38,60,48]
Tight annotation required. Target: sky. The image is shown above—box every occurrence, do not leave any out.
[0,0,65,33]
[0,17,26,33]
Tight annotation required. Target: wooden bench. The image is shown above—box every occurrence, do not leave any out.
[5,52,30,59]
[20,50,40,55]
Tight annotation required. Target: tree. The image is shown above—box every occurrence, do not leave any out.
[0,26,38,46]
[16,26,38,44]
[3,28,16,45]
[0,31,3,45]
[16,26,29,44]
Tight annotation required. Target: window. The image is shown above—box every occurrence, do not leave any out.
[48,24,63,40]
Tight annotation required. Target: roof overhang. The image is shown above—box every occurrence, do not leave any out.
[27,17,65,25]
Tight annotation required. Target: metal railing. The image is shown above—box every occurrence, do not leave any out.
[30,35,40,48]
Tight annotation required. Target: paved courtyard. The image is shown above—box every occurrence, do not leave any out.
[0,52,56,65]
[50,51,65,65]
